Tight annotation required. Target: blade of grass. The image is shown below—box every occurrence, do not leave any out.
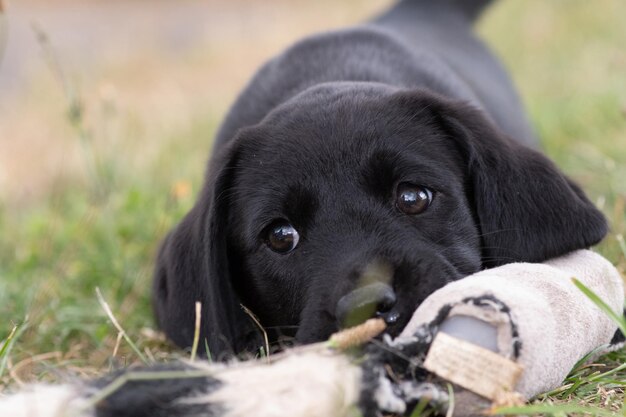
[190,301,201,362]
[240,304,270,363]
[446,383,455,417]
[491,402,617,416]
[204,338,213,363]
[409,396,434,417]
[95,287,148,364]
[32,22,106,199]
[572,277,626,337]
[617,234,626,260]
[568,343,612,377]
[560,377,585,398]
[536,383,573,399]
[586,361,626,383]
[0,325,17,359]
[0,321,28,380]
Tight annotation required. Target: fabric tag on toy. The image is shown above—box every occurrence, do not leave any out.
[423,332,523,400]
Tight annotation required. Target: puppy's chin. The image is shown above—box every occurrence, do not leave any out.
[293,308,338,345]
[292,303,415,345]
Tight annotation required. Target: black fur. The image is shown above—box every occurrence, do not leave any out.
[153,0,607,358]
[91,364,221,417]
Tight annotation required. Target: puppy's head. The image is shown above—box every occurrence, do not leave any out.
[153,85,607,357]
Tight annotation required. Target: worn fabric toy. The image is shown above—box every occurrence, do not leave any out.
[395,249,625,415]
[1,250,624,417]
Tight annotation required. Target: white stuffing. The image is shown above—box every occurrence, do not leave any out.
[189,350,362,417]
[0,384,92,417]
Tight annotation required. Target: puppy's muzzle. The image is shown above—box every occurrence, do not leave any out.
[336,282,399,328]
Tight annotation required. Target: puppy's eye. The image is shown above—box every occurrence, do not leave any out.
[396,183,433,215]
[265,221,300,253]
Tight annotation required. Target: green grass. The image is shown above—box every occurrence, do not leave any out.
[1,1,625,415]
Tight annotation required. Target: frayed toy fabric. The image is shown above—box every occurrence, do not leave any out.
[401,249,624,399]
[0,250,623,417]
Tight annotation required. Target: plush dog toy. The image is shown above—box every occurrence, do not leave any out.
[1,250,623,417]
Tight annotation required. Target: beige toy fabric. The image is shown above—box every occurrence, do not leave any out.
[401,249,625,400]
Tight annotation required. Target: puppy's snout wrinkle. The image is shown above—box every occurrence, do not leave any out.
[336,282,398,328]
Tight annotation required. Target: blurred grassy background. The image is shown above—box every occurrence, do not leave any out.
[0,0,625,409]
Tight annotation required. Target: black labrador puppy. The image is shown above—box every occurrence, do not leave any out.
[153,0,607,359]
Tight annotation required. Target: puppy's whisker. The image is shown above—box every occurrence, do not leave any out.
[263,325,300,330]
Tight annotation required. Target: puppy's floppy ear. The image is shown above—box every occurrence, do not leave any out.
[393,90,607,266]
[153,142,260,359]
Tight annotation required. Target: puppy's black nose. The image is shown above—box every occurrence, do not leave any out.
[336,282,398,328]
